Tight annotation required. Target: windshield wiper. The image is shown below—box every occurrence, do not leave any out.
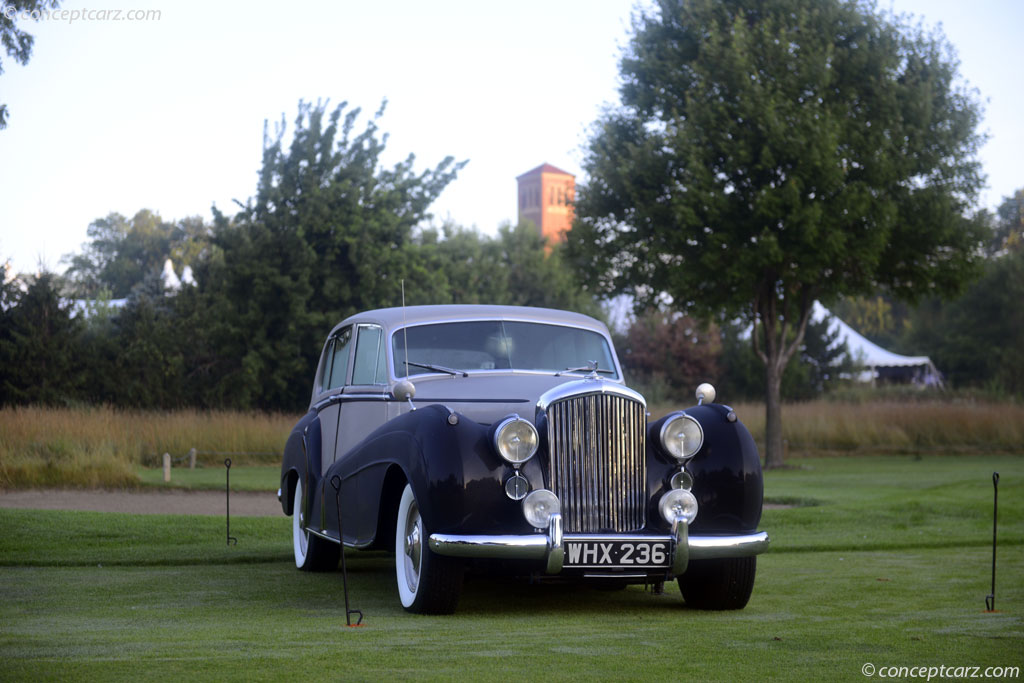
[556,361,615,377]
[404,360,468,377]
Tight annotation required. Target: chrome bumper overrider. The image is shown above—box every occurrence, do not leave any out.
[428,513,769,576]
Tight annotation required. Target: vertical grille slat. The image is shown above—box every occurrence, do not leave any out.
[547,392,646,533]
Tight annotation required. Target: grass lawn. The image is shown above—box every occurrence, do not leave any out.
[135,464,280,492]
[1,455,1021,681]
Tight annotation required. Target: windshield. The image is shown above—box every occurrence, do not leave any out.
[392,320,618,379]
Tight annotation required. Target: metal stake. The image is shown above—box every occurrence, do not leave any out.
[985,472,999,612]
[331,475,363,626]
[225,458,237,546]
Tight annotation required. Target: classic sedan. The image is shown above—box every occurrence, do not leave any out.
[279,305,768,614]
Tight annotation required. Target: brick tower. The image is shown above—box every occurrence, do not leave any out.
[516,163,575,243]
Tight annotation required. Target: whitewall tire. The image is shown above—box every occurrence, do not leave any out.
[292,477,340,572]
[394,483,463,614]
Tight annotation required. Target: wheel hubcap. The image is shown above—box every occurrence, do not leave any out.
[403,501,422,593]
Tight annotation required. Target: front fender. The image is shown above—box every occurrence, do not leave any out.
[648,404,763,534]
[330,405,534,544]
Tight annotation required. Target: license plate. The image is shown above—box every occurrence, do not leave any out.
[564,540,670,569]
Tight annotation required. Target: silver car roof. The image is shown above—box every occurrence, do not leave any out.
[328,305,611,337]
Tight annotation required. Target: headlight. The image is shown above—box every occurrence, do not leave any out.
[660,413,703,460]
[493,416,539,465]
[659,488,698,525]
[522,489,560,528]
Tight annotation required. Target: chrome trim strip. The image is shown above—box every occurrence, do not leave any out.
[307,527,340,544]
[546,513,564,574]
[671,516,689,575]
[428,530,770,572]
[536,378,645,412]
[428,533,550,559]
[412,397,532,404]
[307,527,374,549]
[312,392,390,412]
[583,574,650,579]
[689,531,770,559]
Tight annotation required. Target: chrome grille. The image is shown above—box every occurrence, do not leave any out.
[546,392,646,533]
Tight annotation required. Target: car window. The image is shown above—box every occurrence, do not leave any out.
[391,320,618,378]
[352,324,386,385]
[323,327,353,391]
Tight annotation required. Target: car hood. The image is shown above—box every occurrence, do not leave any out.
[407,372,624,424]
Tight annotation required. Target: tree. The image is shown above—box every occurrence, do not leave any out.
[618,309,720,401]
[0,269,82,405]
[195,100,465,410]
[63,210,209,298]
[424,222,601,314]
[1,0,61,129]
[990,188,1023,255]
[568,0,987,466]
[905,188,1024,396]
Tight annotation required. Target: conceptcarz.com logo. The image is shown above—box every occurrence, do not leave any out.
[2,5,162,24]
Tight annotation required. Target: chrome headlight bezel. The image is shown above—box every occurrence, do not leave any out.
[493,415,539,465]
[659,413,704,461]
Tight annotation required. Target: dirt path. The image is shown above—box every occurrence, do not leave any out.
[0,489,283,516]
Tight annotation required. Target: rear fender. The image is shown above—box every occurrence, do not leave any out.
[280,410,321,517]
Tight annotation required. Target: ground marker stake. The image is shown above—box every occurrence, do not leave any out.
[985,472,999,612]
[225,458,237,546]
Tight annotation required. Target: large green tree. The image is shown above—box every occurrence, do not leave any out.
[568,0,986,466]
[198,100,465,410]
[1,0,60,128]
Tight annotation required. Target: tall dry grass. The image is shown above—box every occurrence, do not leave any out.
[0,406,301,488]
[668,400,1024,455]
[3,400,1022,489]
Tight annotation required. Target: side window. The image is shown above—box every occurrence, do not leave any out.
[323,327,353,391]
[352,325,386,385]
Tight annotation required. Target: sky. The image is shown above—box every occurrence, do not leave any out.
[1,0,1021,276]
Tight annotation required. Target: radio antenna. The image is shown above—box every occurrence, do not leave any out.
[402,280,409,379]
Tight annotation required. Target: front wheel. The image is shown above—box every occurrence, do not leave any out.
[292,478,340,572]
[678,556,757,610]
[395,483,463,614]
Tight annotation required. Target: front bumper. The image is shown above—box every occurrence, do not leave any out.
[428,513,769,576]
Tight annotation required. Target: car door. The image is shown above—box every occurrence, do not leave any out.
[335,323,389,457]
[317,326,353,478]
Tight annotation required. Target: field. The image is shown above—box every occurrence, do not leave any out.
[2,455,1021,681]
[0,406,297,489]
[3,400,1024,489]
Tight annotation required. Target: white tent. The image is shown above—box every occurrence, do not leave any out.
[162,258,182,292]
[813,302,943,387]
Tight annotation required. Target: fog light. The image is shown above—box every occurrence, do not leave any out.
[523,489,560,529]
[659,488,698,525]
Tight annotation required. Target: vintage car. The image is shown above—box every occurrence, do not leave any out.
[279,305,768,614]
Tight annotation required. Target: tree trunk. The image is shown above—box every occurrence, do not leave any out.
[763,357,785,469]
[752,290,813,470]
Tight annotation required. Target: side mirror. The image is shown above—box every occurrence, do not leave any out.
[393,379,416,410]
[696,383,716,405]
